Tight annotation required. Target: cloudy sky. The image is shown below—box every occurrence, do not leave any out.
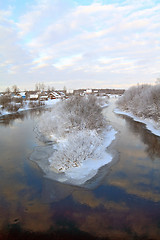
[0,0,160,91]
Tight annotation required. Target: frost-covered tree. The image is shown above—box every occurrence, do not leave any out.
[37,95,107,141]
[49,130,103,172]
[36,95,108,172]
[117,84,160,121]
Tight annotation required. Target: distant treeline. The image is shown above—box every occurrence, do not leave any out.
[73,88,125,95]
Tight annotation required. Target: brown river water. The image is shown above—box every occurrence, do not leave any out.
[0,99,160,240]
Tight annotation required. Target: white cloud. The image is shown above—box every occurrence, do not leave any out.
[0,0,160,90]
[53,54,83,69]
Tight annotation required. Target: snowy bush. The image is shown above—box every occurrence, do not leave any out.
[6,103,21,112]
[117,84,160,121]
[49,130,103,172]
[37,95,107,141]
[29,100,45,108]
[0,95,11,109]
[36,95,109,172]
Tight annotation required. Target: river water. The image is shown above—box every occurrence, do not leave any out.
[0,100,160,240]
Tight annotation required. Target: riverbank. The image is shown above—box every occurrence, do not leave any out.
[0,99,60,117]
[114,108,160,137]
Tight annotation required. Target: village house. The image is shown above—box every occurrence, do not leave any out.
[29,94,39,100]
[39,95,48,101]
[48,92,61,99]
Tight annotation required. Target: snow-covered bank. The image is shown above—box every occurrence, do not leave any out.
[30,127,117,186]
[114,108,160,137]
[63,127,117,185]
[116,84,160,136]
[0,99,60,117]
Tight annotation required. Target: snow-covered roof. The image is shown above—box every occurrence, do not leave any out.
[58,91,65,96]
[13,95,21,98]
[66,89,73,94]
[30,94,38,98]
[40,95,48,99]
[19,92,26,97]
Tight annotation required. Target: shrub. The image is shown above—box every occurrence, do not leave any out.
[49,130,103,172]
[12,97,23,104]
[6,103,21,112]
[29,101,45,108]
[0,95,11,109]
[117,84,160,121]
[37,95,107,141]
[37,95,109,173]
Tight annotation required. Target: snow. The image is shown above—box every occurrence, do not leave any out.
[44,99,60,106]
[0,99,60,116]
[64,128,116,185]
[114,108,160,137]
[30,127,117,186]
[28,95,117,186]
[108,94,119,98]
[0,109,10,116]
[29,94,38,99]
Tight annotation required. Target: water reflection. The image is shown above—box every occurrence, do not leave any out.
[0,108,49,126]
[104,103,160,203]
[1,102,160,239]
[0,112,26,126]
[121,115,160,160]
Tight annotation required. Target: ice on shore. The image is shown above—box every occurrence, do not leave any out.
[114,108,160,137]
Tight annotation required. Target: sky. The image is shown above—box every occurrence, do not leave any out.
[0,0,160,91]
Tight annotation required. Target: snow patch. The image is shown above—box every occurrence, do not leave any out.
[63,128,116,185]
[114,108,160,137]
[0,99,60,116]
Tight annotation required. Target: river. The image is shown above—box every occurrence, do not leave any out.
[0,99,160,240]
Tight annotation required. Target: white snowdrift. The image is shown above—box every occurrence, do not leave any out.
[114,108,160,137]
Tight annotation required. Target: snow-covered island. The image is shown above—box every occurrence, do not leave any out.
[115,84,160,137]
[32,95,117,186]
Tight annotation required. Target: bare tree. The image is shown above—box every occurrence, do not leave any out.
[5,87,11,95]
[35,82,46,92]
[51,86,55,91]
[35,83,39,91]
[63,86,67,93]
[47,85,51,93]
[12,85,19,95]
[41,83,45,92]
[155,78,160,84]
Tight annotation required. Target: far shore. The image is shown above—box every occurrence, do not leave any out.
[114,108,160,137]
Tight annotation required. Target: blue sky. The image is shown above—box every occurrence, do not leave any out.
[0,0,160,91]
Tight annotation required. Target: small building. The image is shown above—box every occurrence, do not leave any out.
[85,89,92,94]
[48,92,61,99]
[48,93,56,99]
[57,91,66,98]
[29,94,39,100]
[19,92,26,99]
[66,89,74,94]
[40,95,48,101]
